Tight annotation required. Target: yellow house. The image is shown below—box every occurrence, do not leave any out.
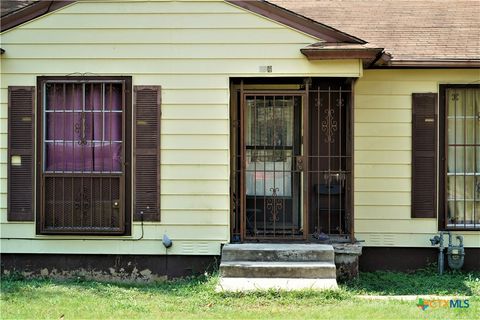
[0,0,478,279]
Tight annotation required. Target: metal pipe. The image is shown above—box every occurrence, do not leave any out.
[438,232,445,275]
[430,231,449,275]
[430,231,467,274]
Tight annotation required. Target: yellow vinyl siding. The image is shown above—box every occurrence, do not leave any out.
[53,1,242,14]
[1,238,223,255]
[355,164,411,178]
[1,59,360,76]
[4,29,318,45]
[0,0,363,255]
[162,135,229,149]
[355,123,412,137]
[355,137,411,151]
[356,233,480,248]
[354,69,480,248]
[355,178,411,192]
[19,14,284,29]
[355,109,411,123]
[0,195,6,209]
[355,206,411,220]
[355,192,410,206]
[162,195,229,210]
[162,120,229,135]
[356,81,438,95]
[355,151,411,164]
[356,95,412,109]
[161,180,229,195]
[162,150,229,165]
[161,164,229,181]
[3,44,307,59]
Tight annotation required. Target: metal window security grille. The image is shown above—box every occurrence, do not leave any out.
[8,86,35,221]
[38,79,130,234]
[446,88,480,229]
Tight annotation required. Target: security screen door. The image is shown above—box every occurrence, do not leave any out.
[241,93,305,239]
[232,79,353,242]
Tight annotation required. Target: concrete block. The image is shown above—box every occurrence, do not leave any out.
[216,277,338,291]
[221,243,335,262]
[219,261,337,278]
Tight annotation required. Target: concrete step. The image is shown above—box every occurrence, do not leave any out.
[219,261,337,279]
[217,277,338,291]
[221,243,334,262]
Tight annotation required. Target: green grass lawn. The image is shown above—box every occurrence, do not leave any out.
[1,269,479,319]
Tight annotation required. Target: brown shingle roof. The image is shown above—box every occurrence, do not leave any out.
[269,0,480,61]
[1,0,479,62]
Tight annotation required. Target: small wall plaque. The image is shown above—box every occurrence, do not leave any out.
[259,65,273,73]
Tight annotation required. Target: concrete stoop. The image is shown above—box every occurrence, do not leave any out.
[217,277,338,291]
[217,243,338,292]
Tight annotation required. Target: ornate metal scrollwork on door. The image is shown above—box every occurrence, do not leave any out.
[321,108,338,143]
[320,97,343,144]
[266,187,282,222]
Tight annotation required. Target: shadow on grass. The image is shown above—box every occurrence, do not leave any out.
[0,273,214,298]
[342,267,480,296]
[2,267,479,300]
[1,273,350,303]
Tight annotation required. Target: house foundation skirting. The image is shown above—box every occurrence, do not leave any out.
[2,248,478,282]
[1,254,220,281]
[360,247,480,272]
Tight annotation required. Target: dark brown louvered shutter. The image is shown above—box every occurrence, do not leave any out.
[8,86,35,221]
[412,93,437,218]
[134,86,161,221]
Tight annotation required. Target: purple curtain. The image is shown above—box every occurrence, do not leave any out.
[45,83,122,172]
[45,142,122,172]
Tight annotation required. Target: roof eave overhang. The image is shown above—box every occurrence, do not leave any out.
[302,47,480,69]
[378,60,480,68]
[301,47,387,68]
[1,1,74,32]
[226,0,366,43]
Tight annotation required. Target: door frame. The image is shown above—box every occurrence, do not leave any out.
[230,78,355,243]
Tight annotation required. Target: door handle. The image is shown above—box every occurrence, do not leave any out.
[112,200,120,209]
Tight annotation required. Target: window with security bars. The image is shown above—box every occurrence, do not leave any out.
[38,77,131,235]
[446,87,480,229]
[44,82,123,173]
